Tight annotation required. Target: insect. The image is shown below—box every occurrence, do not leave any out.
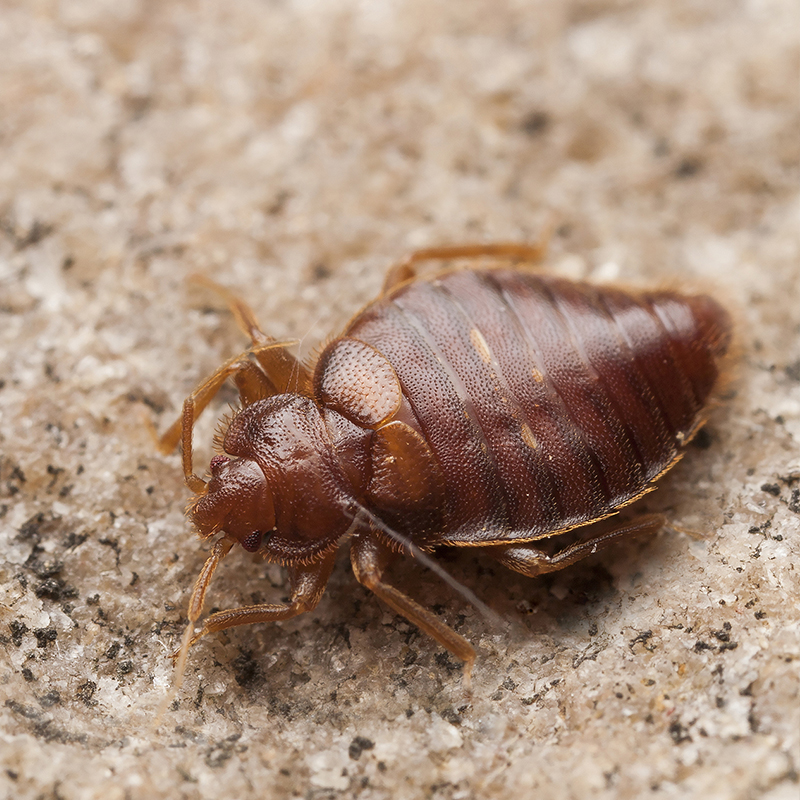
[157,243,732,687]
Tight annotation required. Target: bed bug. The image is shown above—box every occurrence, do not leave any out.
[157,243,732,687]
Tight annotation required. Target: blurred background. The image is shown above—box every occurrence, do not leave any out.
[0,2,798,799]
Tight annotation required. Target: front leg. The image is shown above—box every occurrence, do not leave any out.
[156,355,275,492]
[178,552,337,650]
[169,549,337,690]
[350,530,476,680]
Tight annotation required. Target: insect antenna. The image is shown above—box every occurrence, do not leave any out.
[345,501,505,630]
[152,537,234,727]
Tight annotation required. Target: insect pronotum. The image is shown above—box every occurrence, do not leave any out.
[157,243,731,691]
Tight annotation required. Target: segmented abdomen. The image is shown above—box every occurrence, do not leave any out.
[347,268,731,544]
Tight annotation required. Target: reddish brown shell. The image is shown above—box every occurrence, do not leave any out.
[162,260,733,685]
[318,268,731,545]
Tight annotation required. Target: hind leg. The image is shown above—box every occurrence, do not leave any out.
[382,235,552,294]
[486,515,665,577]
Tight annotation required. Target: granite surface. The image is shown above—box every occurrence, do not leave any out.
[0,1,798,799]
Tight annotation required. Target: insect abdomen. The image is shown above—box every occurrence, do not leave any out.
[347,268,731,544]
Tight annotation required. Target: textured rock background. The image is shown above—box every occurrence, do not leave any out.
[0,1,798,799]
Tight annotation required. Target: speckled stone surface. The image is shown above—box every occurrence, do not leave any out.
[0,2,798,799]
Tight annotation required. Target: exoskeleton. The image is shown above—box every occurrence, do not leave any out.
[158,244,731,683]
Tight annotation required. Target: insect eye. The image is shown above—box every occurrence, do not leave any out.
[209,455,230,474]
[240,531,265,552]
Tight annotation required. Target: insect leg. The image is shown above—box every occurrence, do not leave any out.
[190,273,312,392]
[189,273,310,386]
[189,273,270,346]
[172,550,337,659]
[350,530,476,680]
[250,340,313,395]
[156,354,262,490]
[383,240,550,293]
[232,359,281,405]
[486,514,666,577]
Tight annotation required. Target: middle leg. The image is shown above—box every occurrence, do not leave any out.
[350,530,476,680]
